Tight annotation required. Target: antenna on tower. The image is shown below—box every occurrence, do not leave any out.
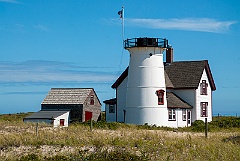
[117,6,125,74]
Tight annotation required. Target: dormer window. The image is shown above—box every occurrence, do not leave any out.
[156,90,165,105]
[200,80,208,95]
[90,95,94,105]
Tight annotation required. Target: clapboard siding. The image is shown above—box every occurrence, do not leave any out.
[116,76,128,122]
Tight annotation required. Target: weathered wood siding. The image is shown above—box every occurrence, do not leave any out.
[41,104,83,122]
[83,90,101,121]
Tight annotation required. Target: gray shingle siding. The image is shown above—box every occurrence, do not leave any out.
[41,88,101,122]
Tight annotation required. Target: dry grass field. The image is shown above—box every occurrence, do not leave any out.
[0,113,240,160]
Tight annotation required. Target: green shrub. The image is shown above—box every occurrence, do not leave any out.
[191,120,205,132]
[20,153,40,161]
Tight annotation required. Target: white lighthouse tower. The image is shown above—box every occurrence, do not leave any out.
[124,37,169,126]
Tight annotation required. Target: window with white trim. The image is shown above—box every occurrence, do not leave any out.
[109,105,115,113]
[168,109,176,121]
[201,102,208,117]
[182,109,186,121]
[200,80,208,95]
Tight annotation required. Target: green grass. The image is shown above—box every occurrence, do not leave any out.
[0,113,240,160]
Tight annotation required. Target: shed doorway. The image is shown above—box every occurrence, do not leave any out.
[60,119,65,126]
[85,111,92,122]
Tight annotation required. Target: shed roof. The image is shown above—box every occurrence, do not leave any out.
[41,88,95,104]
[103,98,116,105]
[167,92,192,109]
[24,110,69,119]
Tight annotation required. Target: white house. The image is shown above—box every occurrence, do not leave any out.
[104,37,216,128]
[24,110,70,127]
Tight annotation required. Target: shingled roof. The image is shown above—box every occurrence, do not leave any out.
[24,110,69,119]
[111,60,216,90]
[42,88,94,104]
[165,60,216,90]
[167,92,192,109]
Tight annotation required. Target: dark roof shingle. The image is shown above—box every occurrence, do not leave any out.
[167,92,192,109]
[165,60,216,90]
[24,110,69,119]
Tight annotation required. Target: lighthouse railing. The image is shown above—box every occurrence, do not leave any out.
[124,38,168,49]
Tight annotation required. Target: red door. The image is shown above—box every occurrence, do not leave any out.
[85,111,92,121]
[60,119,64,126]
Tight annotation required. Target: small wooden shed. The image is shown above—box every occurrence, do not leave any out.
[41,88,101,122]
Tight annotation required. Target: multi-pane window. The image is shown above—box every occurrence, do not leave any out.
[156,90,165,105]
[201,102,208,117]
[168,109,176,121]
[200,80,208,95]
[90,95,94,105]
[182,109,186,121]
[109,105,115,113]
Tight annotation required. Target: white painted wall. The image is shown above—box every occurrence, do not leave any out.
[116,76,128,122]
[105,104,116,122]
[125,47,168,126]
[173,89,196,123]
[195,69,212,122]
[53,112,70,127]
[168,109,191,128]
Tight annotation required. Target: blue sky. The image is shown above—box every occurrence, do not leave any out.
[0,0,239,115]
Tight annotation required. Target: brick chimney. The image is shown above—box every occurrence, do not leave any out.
[166,47,173,63]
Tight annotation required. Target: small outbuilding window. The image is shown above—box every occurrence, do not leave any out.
[156,89,165,105]
[109,105,115,113]
[90,95,94,105]
[200,80,208,95]
[201,102,208,117]
[168,109,176,121]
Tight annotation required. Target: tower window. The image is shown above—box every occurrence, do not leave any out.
[200,80,208,95]
[90,95,94,105]
[156,90,165,105]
